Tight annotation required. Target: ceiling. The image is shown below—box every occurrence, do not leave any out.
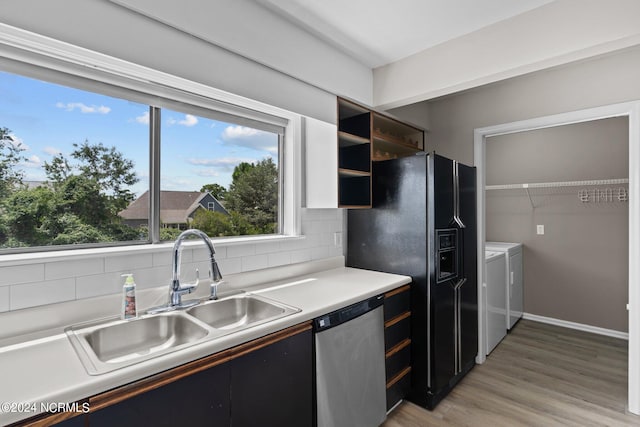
[256,0,555,68]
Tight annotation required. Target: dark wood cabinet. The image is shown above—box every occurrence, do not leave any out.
[89,362,230,427]
[15,323,312,427]
[384,284,412,410]
[230,329,313,427]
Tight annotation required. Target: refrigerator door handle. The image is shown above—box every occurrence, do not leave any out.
[453,277,467,290]
[452,161,466,229]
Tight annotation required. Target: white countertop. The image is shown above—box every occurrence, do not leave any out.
[0,266,410,425]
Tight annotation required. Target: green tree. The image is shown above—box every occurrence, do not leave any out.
[0,141,141,248]
[200,183,228,201]
[191,209,257,237]
[225,158,278,234]
[2,186,57,245]
[44,141,139,215]
[0,127,26,198]
[231,162,255,184]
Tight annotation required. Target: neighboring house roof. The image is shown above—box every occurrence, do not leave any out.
[119,191,228,224]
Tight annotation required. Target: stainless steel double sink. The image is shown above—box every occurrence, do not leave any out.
[65,293,300,375]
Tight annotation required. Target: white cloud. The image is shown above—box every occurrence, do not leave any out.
[221,125,278,154]
[161,177,195,191]
[167,114,198,127]
[187,157,256,167]
[135,111,149,125]
[22,154,41,168]
[43,146,61,156]
[56,102,111,114]
[223,126,259,139]
[194,169,220,177]
[7,133,29,151]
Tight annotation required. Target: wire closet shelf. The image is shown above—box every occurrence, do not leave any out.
[486,178,629,207]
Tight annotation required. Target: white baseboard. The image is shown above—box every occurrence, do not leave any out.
[522,312,629,340]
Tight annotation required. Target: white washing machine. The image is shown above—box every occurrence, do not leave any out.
[485,250,507,355]
[486,242,524,330]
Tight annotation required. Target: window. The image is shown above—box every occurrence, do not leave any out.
[0,56,294,252]
[0,71,149,248]
[159,107,280,240]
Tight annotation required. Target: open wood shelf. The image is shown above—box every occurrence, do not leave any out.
[339,131,370,147]
[336,97,424,209]
[339,168,370,177]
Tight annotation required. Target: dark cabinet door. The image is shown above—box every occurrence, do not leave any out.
[230,329,313,427]
[89,362,230,427]
[47,414,86,427]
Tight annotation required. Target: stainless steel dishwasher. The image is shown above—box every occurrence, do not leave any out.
[314,294,387,427]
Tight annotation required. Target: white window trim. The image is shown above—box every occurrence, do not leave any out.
[0,23,302,254]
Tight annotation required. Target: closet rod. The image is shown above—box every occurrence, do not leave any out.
[486,178,628,191]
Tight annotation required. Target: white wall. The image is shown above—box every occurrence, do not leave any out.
[0,209,343,313]
[373,0,640,110]
[0,0,372,122]
[390,45,640,166]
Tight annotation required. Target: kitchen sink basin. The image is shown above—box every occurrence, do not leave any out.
[66,312,210,375]
[66,293,300,375]
[187,294,299,332]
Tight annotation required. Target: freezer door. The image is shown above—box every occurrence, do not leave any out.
[433,154,455,229]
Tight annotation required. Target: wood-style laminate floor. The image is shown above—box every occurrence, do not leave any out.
[382,320,638,426]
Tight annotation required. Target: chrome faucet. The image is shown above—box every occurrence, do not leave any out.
[148,229,223,314]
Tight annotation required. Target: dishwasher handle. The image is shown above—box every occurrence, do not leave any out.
[314,294,384,332]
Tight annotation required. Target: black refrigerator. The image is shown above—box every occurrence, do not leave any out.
[347,152,477,409]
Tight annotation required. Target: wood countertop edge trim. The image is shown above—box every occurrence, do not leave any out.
[385,338,411,359]
[6,405,87,427]
[386,366,411,389]
[384,284,410,299]
[385,311,411,328]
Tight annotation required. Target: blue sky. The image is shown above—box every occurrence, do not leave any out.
[0,70,278,196]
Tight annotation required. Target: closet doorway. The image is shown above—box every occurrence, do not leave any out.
[473,101,640,415]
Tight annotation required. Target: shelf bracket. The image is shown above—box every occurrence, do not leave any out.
[523,184,535,208]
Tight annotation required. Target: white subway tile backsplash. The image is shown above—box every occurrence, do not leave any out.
[290,249,312,264]
[0,208,344,312]
[45,258,104,280]
[192,245,225,261]
[319,232,333,246]
[10,278,75,310]
[302,208,342,221]
[227,244,256,258]
[279,237,308,251]
[0,286,9,312]
[105,253,153,272]
[310,246,330,261]
[0,264,45,286]
[153,251,175,267]
[254,241,281,255]
[76,274,120,299]
[328,246,345,258]
[268,251,291,268]
[218,257,242,275]
[131,267,171,290]
[241,254,269,272]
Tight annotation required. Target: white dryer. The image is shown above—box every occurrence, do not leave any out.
[486,242,524,330]
[485,251,507,355]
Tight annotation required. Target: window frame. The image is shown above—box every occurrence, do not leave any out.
[0,23,302,254]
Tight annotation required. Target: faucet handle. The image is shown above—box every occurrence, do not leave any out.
[210,280,224,300]
[178,268,200,294]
